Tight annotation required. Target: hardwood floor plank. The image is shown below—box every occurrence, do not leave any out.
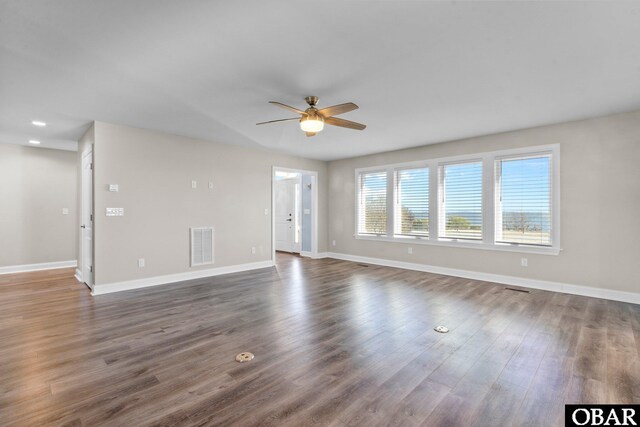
[0,254,637,426]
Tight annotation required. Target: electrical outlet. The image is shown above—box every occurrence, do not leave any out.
[521,257,528,267]
[408,247,413,254]
[332,240,336,247]
[264,208,269,216]
[138,258,145,268]
[251,247,256,255]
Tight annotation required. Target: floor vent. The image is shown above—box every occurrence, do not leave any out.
[235,352,254,363]
[505,287,530,293]
[191,227,214,267]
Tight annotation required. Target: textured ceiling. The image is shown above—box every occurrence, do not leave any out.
[1,1,639,159]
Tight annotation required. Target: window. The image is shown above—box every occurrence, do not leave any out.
[439,161,482,240]
[357,171,387,235]
[354,144,559,254]
[395,167,429,237]
[495,154,552,246]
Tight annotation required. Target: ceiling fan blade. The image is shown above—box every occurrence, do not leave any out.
[317,102,359,118]
[256,117,300,125]
[306,132,316,137]
[269,101,306,115]
[324,116,366,130]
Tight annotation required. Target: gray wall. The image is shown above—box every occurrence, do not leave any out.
[81,110,640,297]
[327,110,640,294]
[92,122,327,285]
[0,143,77,267]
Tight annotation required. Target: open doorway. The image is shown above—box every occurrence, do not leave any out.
[78,147,94,290]
[274,171,301,253]
[272,167,318,260]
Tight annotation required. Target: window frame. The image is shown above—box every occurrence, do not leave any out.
[394,166,430,239]
[494,151,556,248]
[356,169,390,237]
[354,144,560,255]
[438,159,484,242]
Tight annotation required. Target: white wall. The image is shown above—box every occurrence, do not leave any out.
[0,143,77,268]
[91,122,327,286]
[327,110,640,296]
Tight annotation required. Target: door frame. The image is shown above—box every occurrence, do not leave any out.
[272,166,319,261]
[79,147,94,290]
[274,177,300,253]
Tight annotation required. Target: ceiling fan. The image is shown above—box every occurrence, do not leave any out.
[256,96,366,137]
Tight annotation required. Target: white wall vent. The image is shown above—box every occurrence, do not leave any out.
[190,227,214,267]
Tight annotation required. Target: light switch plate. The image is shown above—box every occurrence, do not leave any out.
[106,208,124,217]
[109,184,119,192]
[191,180,197,189]
[62,208,69,215]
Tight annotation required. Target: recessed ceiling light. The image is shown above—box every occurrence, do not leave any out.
[31,120,47,127]
[28,140,41,145]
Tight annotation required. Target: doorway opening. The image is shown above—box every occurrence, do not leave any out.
[78,147,94,290]
[272,167,318,260]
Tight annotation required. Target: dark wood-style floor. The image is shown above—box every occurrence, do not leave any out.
[1,254,638,426]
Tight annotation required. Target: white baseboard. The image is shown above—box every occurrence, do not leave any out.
[300,251,329,259]
[91,260,275,296]
[0,260,77,275]
[326,252,640,305]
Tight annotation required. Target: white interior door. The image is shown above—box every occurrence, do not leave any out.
[81,150,93,287]
[275,179,296,252]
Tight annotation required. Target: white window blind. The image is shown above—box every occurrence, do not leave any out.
[394,167,429,237]
[354,144,559,254]
[439,161,483,240]
[495,154,552,246]
[358,171,387,235]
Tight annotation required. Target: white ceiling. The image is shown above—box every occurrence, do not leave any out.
[1,1,639,160]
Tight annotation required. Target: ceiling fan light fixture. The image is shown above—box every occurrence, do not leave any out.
[258,97,365,136]
[300,114,324,133]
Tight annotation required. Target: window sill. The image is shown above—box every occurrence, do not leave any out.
[354,234,560,255]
